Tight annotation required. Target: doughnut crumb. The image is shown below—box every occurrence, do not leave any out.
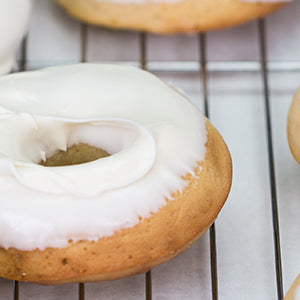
[40,143,109,167]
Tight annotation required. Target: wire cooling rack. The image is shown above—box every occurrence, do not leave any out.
[1,0,300,299]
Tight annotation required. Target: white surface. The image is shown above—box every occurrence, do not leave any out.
[1,0,300,299]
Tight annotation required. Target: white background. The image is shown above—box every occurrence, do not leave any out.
[0,0,300,299]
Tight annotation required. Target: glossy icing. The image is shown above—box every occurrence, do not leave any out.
[0,64,207,250]
[0,0,31,75]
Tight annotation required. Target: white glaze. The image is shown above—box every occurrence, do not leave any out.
[0,0,31,75]
[0,64,207,250]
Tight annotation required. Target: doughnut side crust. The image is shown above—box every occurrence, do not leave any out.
[0,119,232,285]
[55,0,287,33]
[284,274,300,300]
[287,88,300,164]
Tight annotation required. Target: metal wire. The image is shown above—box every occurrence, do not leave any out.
[7,15,292,300]
[145,270,152,300]
[11,36,29,300]
[78,282,85,300]
[77,23,89,300]
[13,280,19,300]
[140,32,147,70]
[139,31,153,300]
[257,19,284,300]
[23,60,300,73]
[150,61,300,73]
[199,32,219,300]
[148,61,300,73]
[18,38,27,72]
[81,23,88,63]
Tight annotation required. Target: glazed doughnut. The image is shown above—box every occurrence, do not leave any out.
[0,64,232,284]
[287,87,300,164]
[284,274,300,300]
[55,0,290,33]
[0,0,31,75]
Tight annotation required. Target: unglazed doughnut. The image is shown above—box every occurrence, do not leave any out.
[288,87,300,164]
[0,0,31,75]
[0,64,232,284]
[55,0,290,33]
[284,274,300,300]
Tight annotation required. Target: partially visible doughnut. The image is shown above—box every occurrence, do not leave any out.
[284,274,300,300]
[0,64,232,284]
[287,88,300,164]
[55,0,289,33]
[0,0,31,74]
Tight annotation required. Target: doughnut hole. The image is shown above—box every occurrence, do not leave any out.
[40,143,109,167]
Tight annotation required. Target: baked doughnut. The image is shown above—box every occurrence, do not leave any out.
[0,64,232,284]
[287,87,300,164]
[55,0,290,33]
[284,274,300,300]
[0,0,31,75]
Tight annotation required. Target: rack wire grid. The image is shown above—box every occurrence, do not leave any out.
[1,0,300,299]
